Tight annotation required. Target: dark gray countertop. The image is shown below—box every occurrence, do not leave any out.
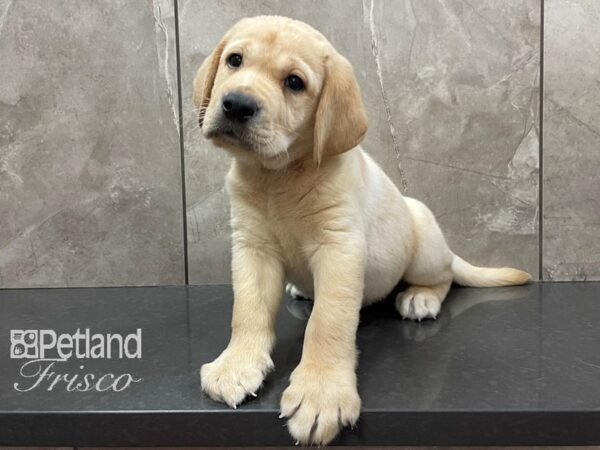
[1,283,600,446]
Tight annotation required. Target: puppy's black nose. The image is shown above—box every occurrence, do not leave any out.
[221,91,259,124]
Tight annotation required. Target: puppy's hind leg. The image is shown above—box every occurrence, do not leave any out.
[396,197,454,321]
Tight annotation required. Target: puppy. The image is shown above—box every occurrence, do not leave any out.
[194,16,531,445]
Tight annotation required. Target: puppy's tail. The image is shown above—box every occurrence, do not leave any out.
[451,254,532,287]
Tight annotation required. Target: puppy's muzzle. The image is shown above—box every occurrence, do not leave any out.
[221,91,260,124]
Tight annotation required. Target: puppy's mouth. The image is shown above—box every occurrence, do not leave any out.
[205,125,237,140]
[204,122,259,151]
[221,128,238,140]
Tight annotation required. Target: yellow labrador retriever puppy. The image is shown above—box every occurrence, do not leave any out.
[195,16,531,445]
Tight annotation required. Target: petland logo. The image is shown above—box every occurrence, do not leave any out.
[10,329,143,392]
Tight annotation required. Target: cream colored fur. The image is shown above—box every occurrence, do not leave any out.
[194,16,531,446]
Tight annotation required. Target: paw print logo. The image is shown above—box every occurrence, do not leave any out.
[10,330,38,359]
[12,344,25,356]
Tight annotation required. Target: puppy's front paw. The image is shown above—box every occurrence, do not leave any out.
[396,287,442,321]
[280,364,360,446]
[200,347,273,408]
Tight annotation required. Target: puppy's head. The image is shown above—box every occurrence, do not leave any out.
[193,16,368,170]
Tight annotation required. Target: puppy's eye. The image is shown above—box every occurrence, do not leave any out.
[285,75,305,91]
[227,53,243,68]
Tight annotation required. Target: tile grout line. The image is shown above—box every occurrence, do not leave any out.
[537,281,543,406]
[539,0,545,281]
[174,0,189,285]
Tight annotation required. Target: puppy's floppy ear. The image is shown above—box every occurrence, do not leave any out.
[313,52,368,164]
[193,39,227,128]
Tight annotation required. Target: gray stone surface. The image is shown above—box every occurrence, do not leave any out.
[180,0,540,284]
[3,284,600,446]
[0,0,184,287]
[543,0,600,281]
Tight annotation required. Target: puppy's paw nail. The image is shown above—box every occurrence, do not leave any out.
[200,349,274,408]
[282,366,360,445]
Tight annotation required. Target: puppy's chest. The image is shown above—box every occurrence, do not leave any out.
[261,193,329,269]
[267,199,317,255]
[269,217,317,290]
[231,175,339,273]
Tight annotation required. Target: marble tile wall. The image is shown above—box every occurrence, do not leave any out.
[0,0,184,287]
[1,0,598,287]
[543,0,600,281]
